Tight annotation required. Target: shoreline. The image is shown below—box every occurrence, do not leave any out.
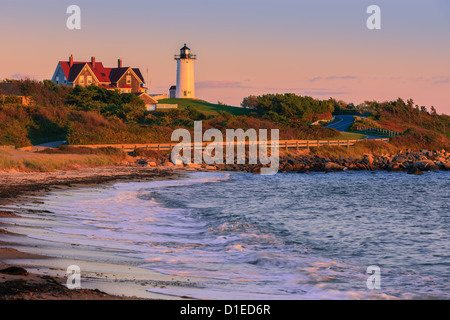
[0,165,198,300]
[1,158,449,300]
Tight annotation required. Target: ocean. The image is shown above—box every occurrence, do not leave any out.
[11,171,450,299]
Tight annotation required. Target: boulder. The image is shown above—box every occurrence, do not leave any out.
[186,163,202,169]
[388,163,403,171]
[251,166,262,174]
[163,161,174,167]
[413,160,437,171]
[324,162,345,171]
[0,266,28,275]
[205,165,217,170]
[434,161,446,169]
[147,161,157,167]
[444,161,450,170]
[363,153,374,165]
[292,164,305,171]
[402,161,414,169]
[407,167,424,175]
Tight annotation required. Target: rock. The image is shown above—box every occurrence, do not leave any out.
[147,162,157,167]
[444,161,450,170]
[388,163,403,171]
[251,166,262,174]
[292,164,305,171]
[413,160,437,171]
[284,164,294,172]
[407,167,424,175]
[186,163,202,169]
[324,162,345,171]
[205,165,217,170]
[347,164,358,170]
[402,161,414,169]
[363,153,374,165]
[163,162,174,167]
[0,266,28,275]
[434,161,445,169]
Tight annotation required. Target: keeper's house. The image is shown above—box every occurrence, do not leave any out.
[51,55,147,94]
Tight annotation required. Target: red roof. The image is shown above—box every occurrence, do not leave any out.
[58,60,134,84]
[99,83,117,89]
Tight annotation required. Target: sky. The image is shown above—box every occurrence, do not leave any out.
[0,0,449,114]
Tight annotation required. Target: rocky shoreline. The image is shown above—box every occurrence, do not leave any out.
[1,149,448,300]
[133,149,450,175]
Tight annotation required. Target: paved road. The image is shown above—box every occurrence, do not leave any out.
[27,140,67,151]
[327,115,380,139]
[36,140,67,148]
[327,115,356,132]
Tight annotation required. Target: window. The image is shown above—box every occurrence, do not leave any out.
[56,76,59,84]
[87,76,92,84]
[126,75,131,84]
[184,91,187,96]
[80,76,84,84]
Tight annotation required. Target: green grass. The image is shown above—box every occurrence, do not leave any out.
[329,131,367,140]
[158,98,253,116]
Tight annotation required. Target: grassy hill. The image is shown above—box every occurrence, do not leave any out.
[157,98,253,116]
[3,80,447,151]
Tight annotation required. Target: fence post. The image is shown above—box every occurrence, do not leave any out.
[158,144,160,151]
[307,140,310,150]
[296,141,299,151]
[285,141,288,151]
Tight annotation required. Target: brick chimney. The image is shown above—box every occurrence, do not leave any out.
[118,59,122,68]
[69,54,73,68]
[91,56,96,68]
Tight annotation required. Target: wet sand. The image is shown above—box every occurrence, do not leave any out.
[0,166,199,300]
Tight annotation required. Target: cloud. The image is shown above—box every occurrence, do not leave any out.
[405,75,450,84]
[308,76,322,82]
[433,76,450,84]
[325,75,358,81]
[259,86,351,96]
[308,75,357,82]
[196,81,252,89]
[9,73,37,80]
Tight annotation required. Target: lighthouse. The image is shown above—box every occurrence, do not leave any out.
[175,44,197,99]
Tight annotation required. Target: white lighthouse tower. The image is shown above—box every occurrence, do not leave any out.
[175,44,197,99]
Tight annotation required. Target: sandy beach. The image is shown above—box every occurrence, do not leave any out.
[0,166,199,300]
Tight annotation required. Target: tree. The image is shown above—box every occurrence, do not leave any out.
[430,106,437,116]
[406,99,414,124]
[241,95,258,109]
